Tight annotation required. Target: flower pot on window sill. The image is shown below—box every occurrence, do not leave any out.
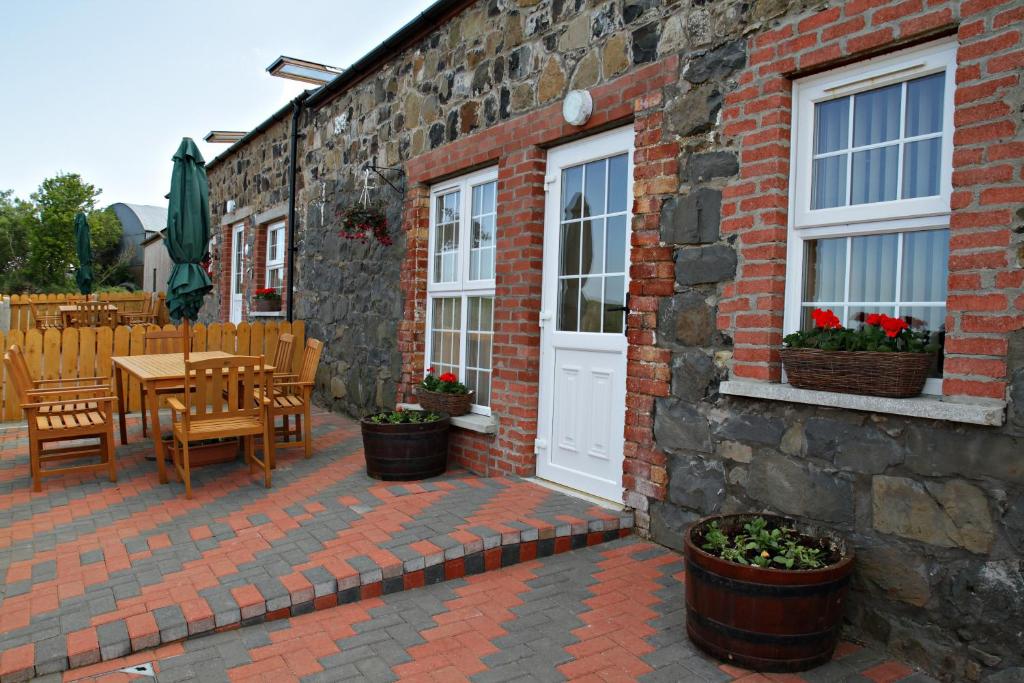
[252,298,282,313]
[415,387,474,416]
[780,348,932,399]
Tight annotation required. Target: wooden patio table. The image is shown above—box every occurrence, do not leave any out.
[60,303,118,328]
[111,351,274,483]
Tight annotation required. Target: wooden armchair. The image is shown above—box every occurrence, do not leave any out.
[167,355,274,499]
[5,344,110,399]
[266,338,323,461]
[270,333,295,386]
[120,295,159,326]
[139,328,190,437]
[30,301,63,330]
[4,347,117,492]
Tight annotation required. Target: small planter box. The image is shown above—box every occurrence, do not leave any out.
[252,298,282,313]
[159,436,240,467]
[780,348,932,398]
[684,514,855,672]
[415,388,473,416]
[360,413,450,480]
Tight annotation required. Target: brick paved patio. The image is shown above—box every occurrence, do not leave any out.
[0,411,630,680]
[52,538,936,683]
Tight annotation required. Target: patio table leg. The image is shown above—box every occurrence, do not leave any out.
[147,383,168,484]
[116,367,129,445]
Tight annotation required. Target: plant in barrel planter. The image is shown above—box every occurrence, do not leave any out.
[252,287,282,313]
[685,514,855,672]
[781,308,938,398]
[360,408,450,480]
[416,368,473,417]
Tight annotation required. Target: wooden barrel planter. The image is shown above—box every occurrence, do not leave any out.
[360,412,450,480]
[684,514,855,672]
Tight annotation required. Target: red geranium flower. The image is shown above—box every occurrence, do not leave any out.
[880,316,909,338]
[439,372,458,383]
[865,313,883,326]
[811,308,842,330]
[427,367,435,374]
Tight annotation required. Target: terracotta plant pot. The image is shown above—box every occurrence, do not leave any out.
[684,514,855,672]
[415,387,473,416]
[252,298,282,312]
[360,412,450,481]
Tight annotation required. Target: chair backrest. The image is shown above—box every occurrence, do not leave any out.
[298,338,324,384]
[181,355,267,425]
[272,333,295,375]
[71,301,114,327]
[29,301,57,327]
[145,328,188,354]
[3,345,33,406]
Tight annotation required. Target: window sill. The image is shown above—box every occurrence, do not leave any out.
[398,403,499,434]
[249,311,285,318]
[719,380,1006,427]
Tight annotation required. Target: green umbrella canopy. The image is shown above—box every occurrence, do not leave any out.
[74,212,94,295]
[165,138,213,323]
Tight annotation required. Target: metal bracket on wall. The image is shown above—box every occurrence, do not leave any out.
[364,160,405,194]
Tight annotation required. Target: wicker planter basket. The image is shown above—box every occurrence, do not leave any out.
[252,298,281,312]
[416,388,474,416]
[780,348,932,398]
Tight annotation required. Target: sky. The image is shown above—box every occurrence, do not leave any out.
[0,0,435,209]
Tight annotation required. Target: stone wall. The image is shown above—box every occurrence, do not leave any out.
[204,0,1024,679]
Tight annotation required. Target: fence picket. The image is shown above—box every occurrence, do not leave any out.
[79,327,97,380]
[62,328,80,379]
[43,329,62,381]
[236,323,251,357]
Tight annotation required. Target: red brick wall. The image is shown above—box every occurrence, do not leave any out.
[718,0,1024,400]
[399,57,679,485]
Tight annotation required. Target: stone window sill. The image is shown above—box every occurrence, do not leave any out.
[249,311,285,318]
[398,403,499,434]
[719,380,1006,427]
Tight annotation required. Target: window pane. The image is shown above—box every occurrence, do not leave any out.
[430,297,462,378]
[607,154,628,213]
[433,191,460,284]
[604,275,625,334]
[483,181,496,214]
[902,138,942,199]
[902,305,946,378]
[851,145,898,205]
[558,279,580,332]
[563,166,583,220]
[605,215,627,274]
[811,155,847,209]
[583,159,606,217]
[853,83,901,146]
[803,237,846,302]
[560,222,581,276]
[814,97,849,154]
[580,275,603,332]
[582,219,604,277]
[849,233,898,302]
[905,73,944,137]
[902,229,949,302]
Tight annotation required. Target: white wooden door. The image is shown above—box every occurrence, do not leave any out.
[536,128,633,502]
[229,223,244,324]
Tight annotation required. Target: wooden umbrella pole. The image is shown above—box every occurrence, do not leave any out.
[183,317,190,361]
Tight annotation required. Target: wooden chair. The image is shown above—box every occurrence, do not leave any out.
[167,355,274,499]
[120,295,159,326]
[266,338,323,461]
[68,301,116,328]
[139,328,190,438]
[5,344,110,397]
[4,347,117,492]
[30,301,63,330]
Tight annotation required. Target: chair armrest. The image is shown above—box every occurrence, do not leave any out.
[25,386,113,399]
[22,396,117,410]
[167,397,188,413]
[274,381,313,389]
[273,373,298,382]
[35,376,111,386]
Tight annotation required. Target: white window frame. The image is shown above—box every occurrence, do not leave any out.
[265,220,286,289]
[425,167,499,415]
[784,40,957,396]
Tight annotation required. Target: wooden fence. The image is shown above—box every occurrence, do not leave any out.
[4,292,169,331]
[0,320,305,422]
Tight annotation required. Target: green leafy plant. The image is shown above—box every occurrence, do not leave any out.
[784,308,937,353]
[367,408,442,424]
[254,287,281,301]
[700,517,827,570]
[420,367,469,395]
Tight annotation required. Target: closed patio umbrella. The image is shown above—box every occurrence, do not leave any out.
[74,212,94,297]
[165,138,213,359]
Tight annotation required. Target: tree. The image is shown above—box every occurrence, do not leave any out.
[88,207,131,287]
[27,173,101,287]
[0,190,35,291]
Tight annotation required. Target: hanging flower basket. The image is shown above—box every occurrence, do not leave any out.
[781,309,936,398]
[337,204,391,246]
